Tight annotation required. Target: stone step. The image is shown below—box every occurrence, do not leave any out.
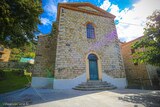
[77,83,113,86]
[81,81,108,83]
[77,84,113,87]
[81,81,109,83]
[79,83,111,85]
[77,85,113,88]
[87,80,103,82]
[82,81,107,83]
[73,87,116,91]
[73,81,116,91]
[75,86,114,89]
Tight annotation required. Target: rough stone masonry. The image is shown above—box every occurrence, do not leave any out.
[33,3,126,81]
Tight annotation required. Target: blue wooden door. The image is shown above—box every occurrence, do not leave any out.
[89,60,98,80]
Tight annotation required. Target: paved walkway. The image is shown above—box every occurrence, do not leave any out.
[0,88,160,107]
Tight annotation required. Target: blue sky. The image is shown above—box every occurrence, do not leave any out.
[38,0,160,42]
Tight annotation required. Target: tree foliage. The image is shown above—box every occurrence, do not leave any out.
[0,0,43,48]
[22,42,36,58]
[132,10,160,66]
[10,42,36,61]
[9,48,23,61]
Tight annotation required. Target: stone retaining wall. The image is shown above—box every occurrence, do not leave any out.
[0,62,30,69]
[33,35,57,77]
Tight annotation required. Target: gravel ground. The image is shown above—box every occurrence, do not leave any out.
[0,87,160,107]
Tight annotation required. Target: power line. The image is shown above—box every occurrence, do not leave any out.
[118,21,145,27]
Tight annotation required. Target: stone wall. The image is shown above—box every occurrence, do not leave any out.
[54,7,125,79]
[146,64,160,79]
[121,42,149,78]
[121,37,160,88]
[33,35,57,77]
[78,6,99,12]
[121,39,151,86]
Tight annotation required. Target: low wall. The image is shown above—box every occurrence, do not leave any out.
[0,62,32,69]
[54,73,86,89]
[102,73,127,89]
[31,77,53,89]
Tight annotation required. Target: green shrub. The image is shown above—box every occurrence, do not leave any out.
[0,69,5,80]
[13,69,24,76]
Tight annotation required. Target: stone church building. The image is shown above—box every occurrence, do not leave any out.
[32,3,127,90]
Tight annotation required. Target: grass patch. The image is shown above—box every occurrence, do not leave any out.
[0,69,31,94]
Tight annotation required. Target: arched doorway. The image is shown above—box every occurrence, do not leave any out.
[88,54,99,80]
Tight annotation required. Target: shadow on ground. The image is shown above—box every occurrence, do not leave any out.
[1,87,160,107]
[109,89,150,94]
[118,91,160,107]
[0,87,106,106]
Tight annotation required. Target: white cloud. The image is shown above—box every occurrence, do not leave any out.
[116,23,144,42]
[117,0,160,42]
[100,0,111,10]
[44,0,68,16]
[40,18,52,25]
[109,5,119,16]
[44,0,57,16]
[100,0,160,42]
[110,5,129,21]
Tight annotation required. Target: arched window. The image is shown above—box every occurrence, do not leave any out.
[86,23,95,39]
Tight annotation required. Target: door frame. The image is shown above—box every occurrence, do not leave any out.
[89,58,99,80]
[85,51,102,81]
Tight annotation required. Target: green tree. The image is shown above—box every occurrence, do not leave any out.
[9,48,23,61]
[10,42,36,61]
[22,42,36,58]
[132,10,160,66]
[0,0,43,48]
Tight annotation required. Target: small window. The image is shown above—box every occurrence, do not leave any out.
[86,23,95,39]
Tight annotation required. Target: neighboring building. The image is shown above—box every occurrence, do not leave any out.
[0,46,11,62]
[121,36,160,89]
[32,3,126,89]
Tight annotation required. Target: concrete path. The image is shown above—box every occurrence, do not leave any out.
[0,88,160,107]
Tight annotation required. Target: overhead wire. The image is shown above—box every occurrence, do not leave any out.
[117,21,146,27]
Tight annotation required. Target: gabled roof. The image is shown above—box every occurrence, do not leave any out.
[121,36,144,46]
[57,2,116,21]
